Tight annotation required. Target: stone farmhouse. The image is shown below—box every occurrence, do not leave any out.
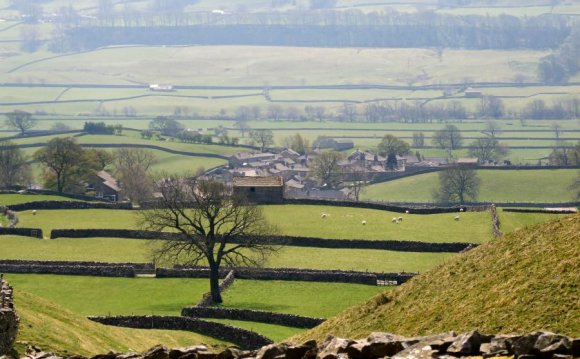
[88,171,121,202]
[232,176,284,204]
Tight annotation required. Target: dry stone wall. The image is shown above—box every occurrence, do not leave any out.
[50,229,474,253]
[8,201,132,212]
[156,266,415,285]
[181,306,325,329]
[0,277,18,356]
[88,315,272,349]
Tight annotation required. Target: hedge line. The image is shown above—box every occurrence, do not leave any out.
[50,229,475,253]
[181,306,324,329]
[88,315,272,349]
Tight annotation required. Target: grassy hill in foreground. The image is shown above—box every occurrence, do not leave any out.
[291,214,580,342]
[14,291,229,356]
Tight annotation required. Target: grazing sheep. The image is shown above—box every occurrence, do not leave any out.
[460,208,464,212]
[454,216,460,221]
[32,210,37,216]
[405,210,410,214]
[398,217,403,222]
[321,213,327,219]
[362,220,367,225]
[392,217,397,223]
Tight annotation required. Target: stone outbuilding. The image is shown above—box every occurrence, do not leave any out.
[90,170,121,202]
[233,176,284,204]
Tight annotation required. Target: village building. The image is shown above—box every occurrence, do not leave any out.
[232,176,284,204]
[89,170,121,202]
[456,157,479,167]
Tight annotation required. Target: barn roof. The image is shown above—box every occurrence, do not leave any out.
[233,176,284,187]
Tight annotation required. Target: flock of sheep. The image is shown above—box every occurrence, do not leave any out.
[320,208,464,225]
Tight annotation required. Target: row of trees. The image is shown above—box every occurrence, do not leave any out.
[50,8,570,52]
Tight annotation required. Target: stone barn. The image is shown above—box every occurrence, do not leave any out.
[233,176,284,204]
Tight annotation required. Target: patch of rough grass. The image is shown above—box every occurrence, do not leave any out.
[13,291,229,357]
[291,215,580,341]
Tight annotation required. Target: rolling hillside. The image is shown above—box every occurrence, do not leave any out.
[292,214,580,341]
[13,291,228,356]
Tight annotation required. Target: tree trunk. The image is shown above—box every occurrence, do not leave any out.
[209,264,223,304]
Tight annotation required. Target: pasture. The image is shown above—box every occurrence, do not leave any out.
[11,204,492,243]
[0,236,453,273]
[361,169,579,203]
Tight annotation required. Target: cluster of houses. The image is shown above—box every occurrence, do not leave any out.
[85,146,478,203]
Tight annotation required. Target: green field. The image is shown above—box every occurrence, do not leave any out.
[6,274,209,316]
[362,169,579,203]
[4,273,388,342]
[11,205,492,243]
[498,210,574,233]
[0,236,452,273]
[0,194,81,205]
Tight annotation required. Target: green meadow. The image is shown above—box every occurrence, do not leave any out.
[362,169,579,203]
[10,204,492,243]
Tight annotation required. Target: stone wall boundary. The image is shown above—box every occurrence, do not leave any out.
[8,201,133,212]
[0,260,153,271]
[490,205,502,238]
[281,198,467,214]
[502,208,578,214]
[0,264,135,277]
[50,229,476,253]
[196,270,236,307]
[157,266,416,285]
[0,228,43,238]
[0,277,19,356]
[181,306,324,329]
[88,315,272,349]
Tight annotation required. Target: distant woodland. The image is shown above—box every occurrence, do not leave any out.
[51,13,571,51]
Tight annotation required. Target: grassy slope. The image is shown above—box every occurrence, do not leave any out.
[291,215,580,341]
[362,169,579,203]
[0,194,82,206]
[14,291,229,357]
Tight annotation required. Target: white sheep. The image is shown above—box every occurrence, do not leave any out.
[405,210,410,214]
[460,208,464,212]
[362,220,367,225]
[321,213,327,219]
[32,210,37,216]
[392,217,397,223]
[454,216,460,221]
[398,217,403,222]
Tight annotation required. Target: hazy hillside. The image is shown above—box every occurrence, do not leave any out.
[292,214,580,341]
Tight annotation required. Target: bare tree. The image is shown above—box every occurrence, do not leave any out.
[433,166,481,204]
[338,103,357,122]
[115,148,156,203]
[310,151,344,188]
[469,137,509,163]
[249,129,274,152]
[551,122,562,139]
[4,110,37,135]
[343,165,371,201]
[432,125,463,150]
[483,120,501,139]
[282,133,309,155]
[412,132,425,148]
[0,142,31,189]
[141,177,278,303]
[267,105,284,121]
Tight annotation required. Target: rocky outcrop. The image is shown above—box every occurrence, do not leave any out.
[0,277,19,356]
[21,330,579,359]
